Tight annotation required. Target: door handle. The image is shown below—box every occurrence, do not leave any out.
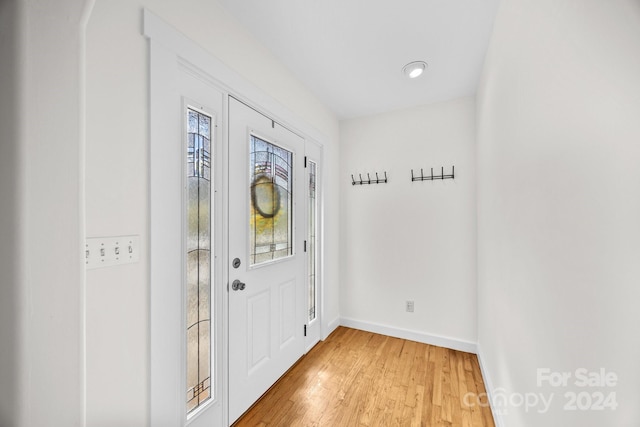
[232,279,246,291]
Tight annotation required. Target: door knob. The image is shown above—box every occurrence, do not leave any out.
[232,279,246,291]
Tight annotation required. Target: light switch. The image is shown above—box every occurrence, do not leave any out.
[86,235,140,269]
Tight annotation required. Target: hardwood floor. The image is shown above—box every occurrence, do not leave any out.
[233,327,495,427]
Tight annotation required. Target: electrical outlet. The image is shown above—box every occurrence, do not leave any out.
[86,235,140,269]
[406,300,414,313]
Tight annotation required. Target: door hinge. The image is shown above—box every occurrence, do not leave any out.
[304,156,307,168]
[304,240,307,252]
[304,324,307,337]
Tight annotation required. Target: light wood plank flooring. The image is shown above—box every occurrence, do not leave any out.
[233,326,495,427]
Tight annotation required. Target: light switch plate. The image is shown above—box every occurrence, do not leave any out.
[86,235,140,269]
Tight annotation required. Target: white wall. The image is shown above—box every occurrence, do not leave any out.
[0,1,21,425]
[477,0,640,425]
[0,0,89,426]
[340,97,477,348]
[85,0,340,425]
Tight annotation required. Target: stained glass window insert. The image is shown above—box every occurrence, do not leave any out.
[308,160,317,322]
[186,108,212,414]
[250,135,293,266]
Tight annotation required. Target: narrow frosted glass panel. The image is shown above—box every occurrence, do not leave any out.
[186,251,199,329]
[198,179,211,249]
[186,108,212,415]
[186,178,199,252]
[198,321,211,404]
[198,251,210,321]
[249,135,293,266]
[308,161,317,321]
[186,326,199,412]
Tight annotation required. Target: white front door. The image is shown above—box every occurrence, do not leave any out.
[228,97,306,422]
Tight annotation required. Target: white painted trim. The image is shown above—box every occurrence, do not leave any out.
[80,3,96,425]
[148,40,189,426]
[143,9,331,344]
[304,142,323,352]
[340,317,478,354]
[143,9,327,146]
[325,316,341,339]
[144,9,331,425]
[476,344,505,427]
[148,37,229,427]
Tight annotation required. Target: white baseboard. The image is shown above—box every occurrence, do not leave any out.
[323,316,341,340]
[476,344,505,427]
[339,317,477,354]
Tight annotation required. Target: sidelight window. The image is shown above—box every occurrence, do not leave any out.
[308,160,317,322]
[186,108,212,414]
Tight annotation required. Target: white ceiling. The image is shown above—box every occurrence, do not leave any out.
[219,0,501,120]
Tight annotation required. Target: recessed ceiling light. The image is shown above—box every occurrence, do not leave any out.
[402,61,428,79]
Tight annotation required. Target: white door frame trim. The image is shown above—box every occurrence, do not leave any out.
[144,9,326,426]
[143,10,327,144]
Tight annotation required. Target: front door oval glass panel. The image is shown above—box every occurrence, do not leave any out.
[186,107,212,415]
[249,135,294,266]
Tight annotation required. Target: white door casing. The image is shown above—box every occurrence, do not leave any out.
[150,39,226,426]
[304,142,322,352]
[228,97,306,423]
[146,10,325,426]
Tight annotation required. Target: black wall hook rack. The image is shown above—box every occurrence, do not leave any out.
[411,166,455,182]
[351,171,388,186]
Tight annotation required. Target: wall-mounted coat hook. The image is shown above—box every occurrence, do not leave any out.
[411,166,455,182]
[351,171,388,185]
